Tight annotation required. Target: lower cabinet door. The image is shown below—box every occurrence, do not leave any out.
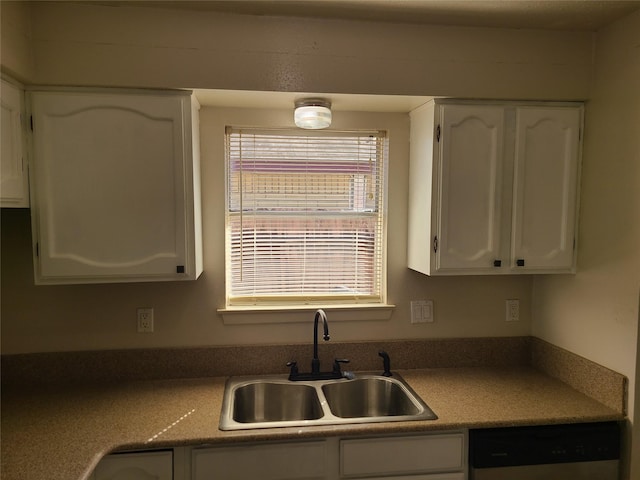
[192,440,328,480]
[93,450,173,480]
[357,474,465,480]
[341,433,465,478]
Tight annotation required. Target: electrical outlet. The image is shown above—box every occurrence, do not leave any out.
[137,308,154,333]
[505,299,520,322]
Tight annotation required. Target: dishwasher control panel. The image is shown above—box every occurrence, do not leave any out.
[470,421,620,468]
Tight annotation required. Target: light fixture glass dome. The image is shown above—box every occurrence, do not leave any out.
[294,99,332,129]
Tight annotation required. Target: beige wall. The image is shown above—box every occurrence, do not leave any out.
[532,9,640,477]
[0,2,609,353]
[26,2,593,99]
[0,1,34,81]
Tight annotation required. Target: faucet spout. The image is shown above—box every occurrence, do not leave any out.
[312,309,329,374]
[288,308,349,381]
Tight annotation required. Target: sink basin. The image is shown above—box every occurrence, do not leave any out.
[233,382,323,423]
[219,373,437,431]
[322,377,421,418]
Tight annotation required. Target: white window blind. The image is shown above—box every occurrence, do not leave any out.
[225,127,387,306]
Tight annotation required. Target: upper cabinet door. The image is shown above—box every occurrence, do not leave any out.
[436,104,505,271]
[1,79,29,208]
[30,89,202,284]
[511,107,581,271]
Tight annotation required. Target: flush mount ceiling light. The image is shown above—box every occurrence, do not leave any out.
[294,98,332,129]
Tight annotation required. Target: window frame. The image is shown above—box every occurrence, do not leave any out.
[223,127,390,311]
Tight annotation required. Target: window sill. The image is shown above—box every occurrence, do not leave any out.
[218,304,395,325]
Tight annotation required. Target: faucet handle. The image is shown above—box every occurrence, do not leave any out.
[286,361,298,380]
[333,358,350,373]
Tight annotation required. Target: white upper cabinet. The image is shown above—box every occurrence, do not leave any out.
[408,99,582,275]
[29,88,203,284]
[1,78,29,208]
[511,106,581,270]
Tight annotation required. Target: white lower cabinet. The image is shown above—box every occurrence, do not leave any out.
[347,475,463,480]
[91,450,173,480]
[340,432,466,479]
[192,440,329,480]
[190,431,466,480]
[95,432,466,480]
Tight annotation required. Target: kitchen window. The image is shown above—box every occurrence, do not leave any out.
[225,127,388,308]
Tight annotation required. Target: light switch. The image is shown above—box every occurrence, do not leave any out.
[410,300,434,324]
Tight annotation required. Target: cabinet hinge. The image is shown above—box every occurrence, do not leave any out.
[433,235,438,253]
[30,115,33,131]
[436,124,441,143]
[36,242,39,257]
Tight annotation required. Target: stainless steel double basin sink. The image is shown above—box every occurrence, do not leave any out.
[219,373,437,430]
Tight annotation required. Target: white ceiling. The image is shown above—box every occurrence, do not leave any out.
[104,0,640,31]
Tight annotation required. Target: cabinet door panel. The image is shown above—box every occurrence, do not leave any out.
[437,105,504,271]
[341,433,465,477]
[1,79,28,207]
[93,450,173,480]
[30,91,194,282]
[356,474,464,480]
[192,440,327,480]
[511,107,581,271]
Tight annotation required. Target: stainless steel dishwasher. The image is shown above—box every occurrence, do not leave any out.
[470,421,620,480]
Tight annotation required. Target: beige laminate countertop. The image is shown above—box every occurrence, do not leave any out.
[1,366,623,480]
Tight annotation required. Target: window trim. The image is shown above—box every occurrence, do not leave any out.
[218,304,395,325]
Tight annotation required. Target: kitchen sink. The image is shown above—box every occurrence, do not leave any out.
[232,382,324,423]
[321,377,421,418]
[219,373,437,430]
